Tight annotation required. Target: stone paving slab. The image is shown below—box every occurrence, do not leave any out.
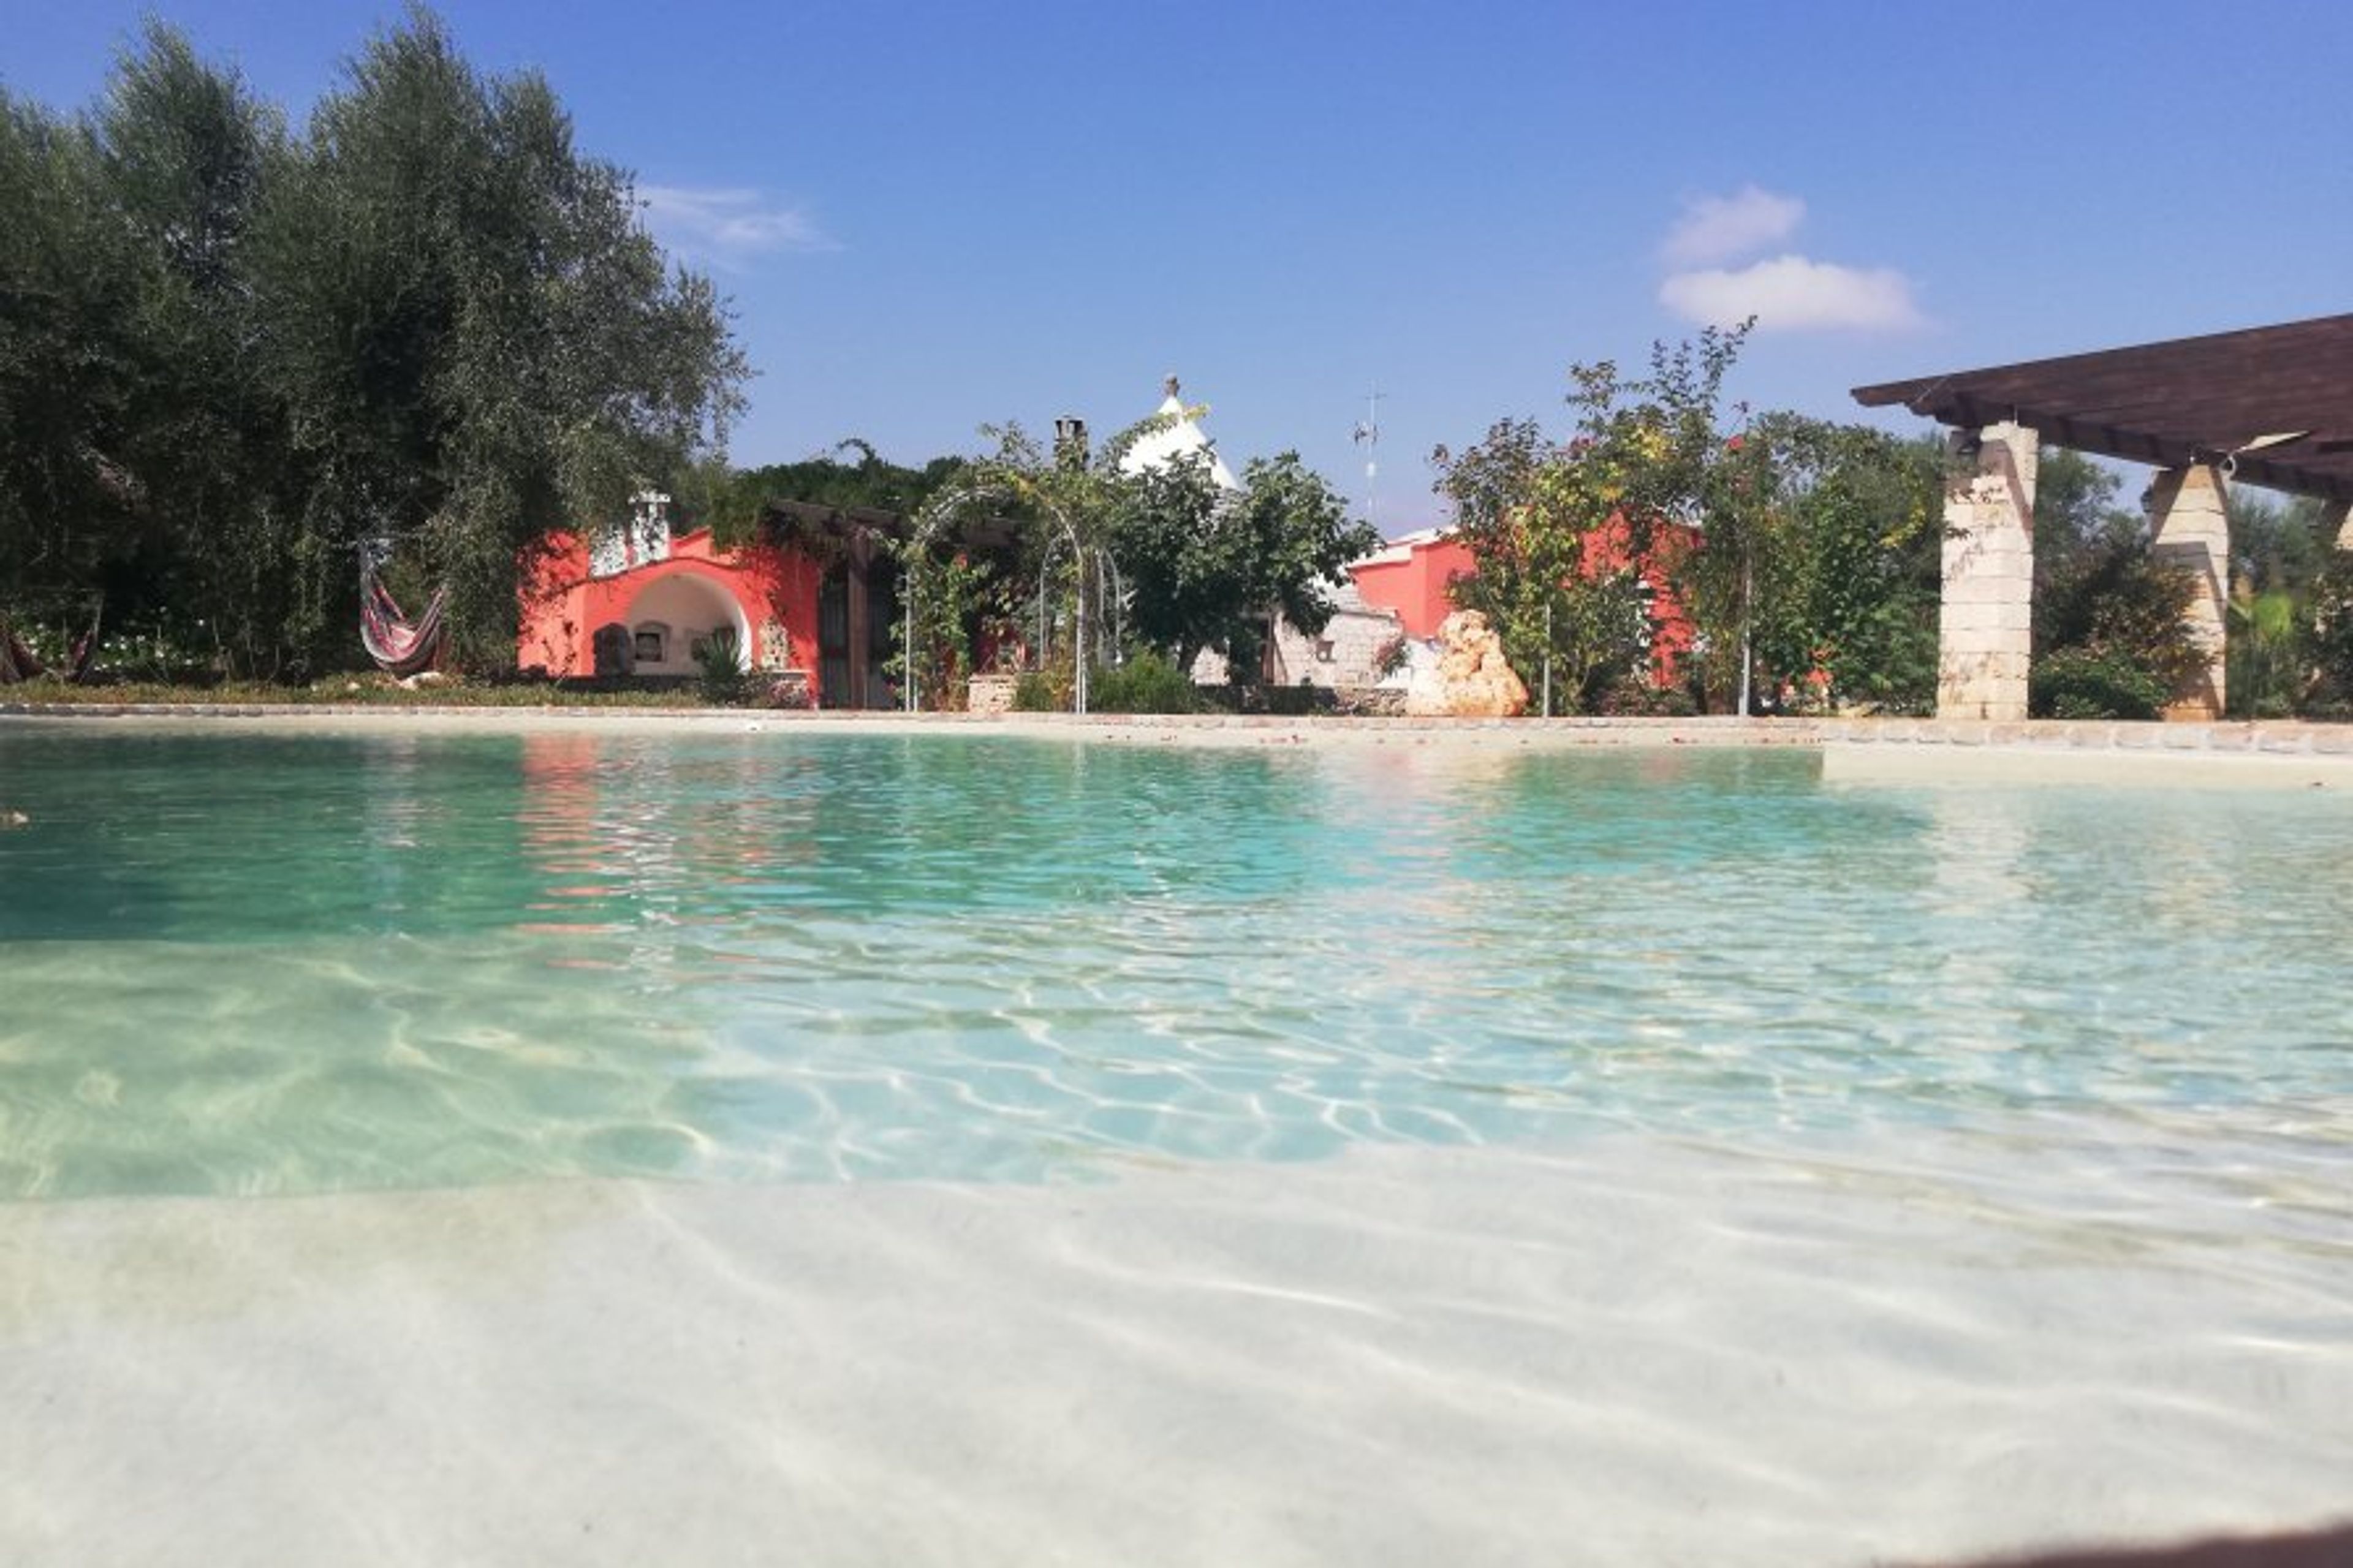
[6,699,2352,760]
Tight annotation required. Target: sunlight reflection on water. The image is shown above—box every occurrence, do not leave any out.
[1,726,2349,1200]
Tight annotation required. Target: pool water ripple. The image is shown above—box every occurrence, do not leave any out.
[2,727,2351,1200]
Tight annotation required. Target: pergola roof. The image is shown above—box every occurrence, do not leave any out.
[760,498,1020,551]
[1852,313,2353,501]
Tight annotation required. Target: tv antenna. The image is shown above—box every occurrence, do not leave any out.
[1351,386,1384,531]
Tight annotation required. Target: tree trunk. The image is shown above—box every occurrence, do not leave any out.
[1736,548,1754,718]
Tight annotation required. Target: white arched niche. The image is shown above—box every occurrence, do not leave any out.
[621,571,750,675]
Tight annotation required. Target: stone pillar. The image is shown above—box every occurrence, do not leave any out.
[1938,421,2037,721]
[2147,463,2229,721]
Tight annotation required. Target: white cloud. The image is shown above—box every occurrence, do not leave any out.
[637,185,836,268]
[1659,254,1924,333]
[1661,185,1804,268]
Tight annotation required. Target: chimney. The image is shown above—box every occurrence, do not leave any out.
[1054,415,1089,469]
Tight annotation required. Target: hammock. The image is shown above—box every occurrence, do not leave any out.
[360,555,449,676]
[1,616,100,684]
[0,630,41,684]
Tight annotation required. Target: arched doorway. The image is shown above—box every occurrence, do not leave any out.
[621,570,750,676]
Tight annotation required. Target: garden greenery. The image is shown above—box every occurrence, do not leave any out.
[1428,330,2348,722]
[1,13,745,679]
[1434,325,1947,714]
[881,414,1370,711]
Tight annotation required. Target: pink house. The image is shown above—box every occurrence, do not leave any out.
[1347,528,1476,640]
[517,498,907,707]
[1347,521,1694,686]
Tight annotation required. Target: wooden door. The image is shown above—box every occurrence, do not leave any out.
[817,564,851,706]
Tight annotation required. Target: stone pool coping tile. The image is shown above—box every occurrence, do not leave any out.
[5,701,2353,771]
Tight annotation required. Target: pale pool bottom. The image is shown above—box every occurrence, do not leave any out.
[4,1123,2347,1567]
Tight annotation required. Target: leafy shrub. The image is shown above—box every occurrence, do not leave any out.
[2035,532,2204,700]
[2030,648,2166,720]
[1203,682,1337,716]
[2225,586,2305,719]
[4,610,216,684]
[756,673,812,710]
[2309,551,2353,710]
[693,626,748,705]
[1088,650,1199,714]
[1821,594,1939,715]
[1596,676,1697,717]
[1011,670,1065,711]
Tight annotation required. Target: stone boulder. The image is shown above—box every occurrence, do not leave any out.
[1404,610,1529,718]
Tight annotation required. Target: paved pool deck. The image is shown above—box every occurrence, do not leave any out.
[7,705,2353,787]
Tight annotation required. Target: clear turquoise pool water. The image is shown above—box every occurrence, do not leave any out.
[3,724,2350,1199]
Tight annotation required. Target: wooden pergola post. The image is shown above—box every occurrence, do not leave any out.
[1857,314,2353,725]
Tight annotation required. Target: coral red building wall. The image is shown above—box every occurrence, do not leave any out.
[518,529,822,687]
[1347,523,1694,686]
[1348,530,1476,640]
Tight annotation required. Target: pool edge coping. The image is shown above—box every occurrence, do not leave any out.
[7,702,2353,768]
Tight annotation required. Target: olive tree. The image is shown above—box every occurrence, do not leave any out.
[3,12,751,678]
[258,10,748,667]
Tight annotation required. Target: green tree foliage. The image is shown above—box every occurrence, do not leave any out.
[925,419,1140,711]
[1233,453,1380,665]
[2310,547,2353,714]
[1107,452,1225,673]
[1428,415,1555,669]
[1436,329,1749,713]
[2230,489,2334,599]
[1109,450,1375,677]
[1701,416,1943,713]
[2032,646,2170,720]
[2224,488,2339,718]
[686,441,969,549]
[100,26,297,672]
[2029,449,2203,717]
[2029,445,2132,564]
[0,85,153,649]
[1436,328,1958,716]
[1,26,301,674]
[875,412,1370,710]
[261,11,746,667]
[0,12,748,677]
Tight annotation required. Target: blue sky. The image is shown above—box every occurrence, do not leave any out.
[10,1,2351,532]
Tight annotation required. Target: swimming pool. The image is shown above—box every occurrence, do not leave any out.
[2,719,2349,1565]
[5,722,2347,1199]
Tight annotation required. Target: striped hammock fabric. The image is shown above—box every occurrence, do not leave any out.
[359,559,448,676]
[2,623,99,684]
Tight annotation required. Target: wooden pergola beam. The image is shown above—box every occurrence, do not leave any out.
[1854,313,2353,501]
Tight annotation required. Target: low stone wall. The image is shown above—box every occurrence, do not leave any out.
[967,673,1018,716]
[1808,716,2353,756]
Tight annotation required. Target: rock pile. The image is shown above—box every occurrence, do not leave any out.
[1404,610,1529,718]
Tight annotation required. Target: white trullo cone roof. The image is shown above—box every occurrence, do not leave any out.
[1117,374,1238,491]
